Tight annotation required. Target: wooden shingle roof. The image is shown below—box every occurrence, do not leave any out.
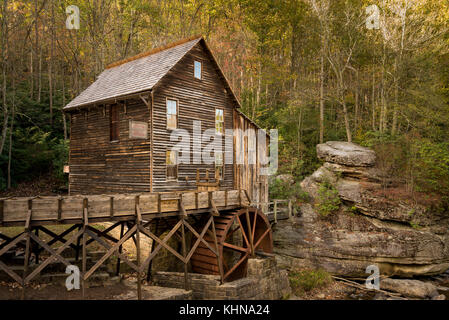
[64,36,203,110]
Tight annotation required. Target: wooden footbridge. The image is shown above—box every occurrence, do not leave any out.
[0,189,273,299]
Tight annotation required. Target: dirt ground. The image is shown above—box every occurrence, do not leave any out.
[0,281,130,300]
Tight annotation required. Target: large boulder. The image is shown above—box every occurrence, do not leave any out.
[317,141,376,167]
[380,279,439,298]
[274,141,449,278]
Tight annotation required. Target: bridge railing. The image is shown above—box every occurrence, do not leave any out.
[250,199,293,223]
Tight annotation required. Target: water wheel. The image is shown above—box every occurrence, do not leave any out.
[191,207,273,282]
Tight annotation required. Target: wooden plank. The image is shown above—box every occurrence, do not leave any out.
[0,190,247,225]
[84,225,138,279]
[25,229,83,284]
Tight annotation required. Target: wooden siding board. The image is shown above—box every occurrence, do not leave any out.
[151,43,235,192]
[69,99,151,194]
[68,41,268,202]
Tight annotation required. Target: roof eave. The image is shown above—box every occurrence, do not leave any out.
[63,89,153,112]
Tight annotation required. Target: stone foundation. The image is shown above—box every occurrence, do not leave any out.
[153,256,291,300]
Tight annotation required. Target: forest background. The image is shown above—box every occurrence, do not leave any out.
[0,0,448,206]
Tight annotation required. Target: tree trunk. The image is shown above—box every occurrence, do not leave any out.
[49,1,54,126]
[7,82,14,189]
[340,86,352,143]
[62,64,68,140]
[319,46,325,143]
[0,0,8,156]
[354,71,359,131]
[37,47,42,102]
[372,64,376,131]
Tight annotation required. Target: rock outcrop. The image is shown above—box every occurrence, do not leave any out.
[273,141,449,277]
[380,279,439,298]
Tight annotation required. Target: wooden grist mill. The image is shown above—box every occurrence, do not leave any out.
[0,36,273,299]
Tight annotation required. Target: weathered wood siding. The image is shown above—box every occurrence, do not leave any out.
[68,99,151,194]
[151,42,235,191]
[233,110,269,205]
[68,41,268,200]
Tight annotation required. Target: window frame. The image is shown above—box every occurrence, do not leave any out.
[109,104,120,142]
[166,98,179,130]
[215,108,224,136]
[194,60,202,80]
[166,149,178,181]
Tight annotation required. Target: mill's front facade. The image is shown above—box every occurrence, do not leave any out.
[64,36,269,204]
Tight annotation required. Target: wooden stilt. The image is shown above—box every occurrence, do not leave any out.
[21,199,33,300]
[82,198,88,299]
[147,219,159,281]
[75,225,82,261]
[34,228,39,264]
[116,222,125,276]
[22,230,31,300]
[135,196,142,300]
[181,215,188,290]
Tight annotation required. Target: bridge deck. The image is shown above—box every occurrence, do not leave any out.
[0,189,249,227]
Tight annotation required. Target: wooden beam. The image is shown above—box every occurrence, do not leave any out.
[116,222,125,276]
[57,197,62,221]
[110,196,114,218]
[84,225,139,279]
[209,194,219,217]
[135,195,142,300]
[181,215,189,290]
[139,221,184,271]
[25,229,83,284]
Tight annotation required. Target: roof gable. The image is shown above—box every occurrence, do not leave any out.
[64,37,202,110]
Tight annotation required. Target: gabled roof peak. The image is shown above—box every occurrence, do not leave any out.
[105,35,203,69]
[64,36,242,111]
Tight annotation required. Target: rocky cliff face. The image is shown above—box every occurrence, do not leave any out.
[274,141,449,277]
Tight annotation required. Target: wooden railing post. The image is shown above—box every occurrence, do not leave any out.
[274,200,278,224]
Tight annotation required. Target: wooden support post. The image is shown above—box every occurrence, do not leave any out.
[147,219,159,281]
[196,169,200,183]
[209,192,219,216]
[135,196,142,300]
[181,215,188,290]
[195,192,198,210]
[22,199,33,300]
[273,200,278,224]
[116,222,125,276]
[224,190,228,207]
[57,197,63,221]
[34,228,39,264]
[206,169,209,182]
[110,196,114,218]
[238,189,242,207]
[157,193,162,213]
[210,215,224,284]
[75,225,82,262]
[82,198,88,298]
